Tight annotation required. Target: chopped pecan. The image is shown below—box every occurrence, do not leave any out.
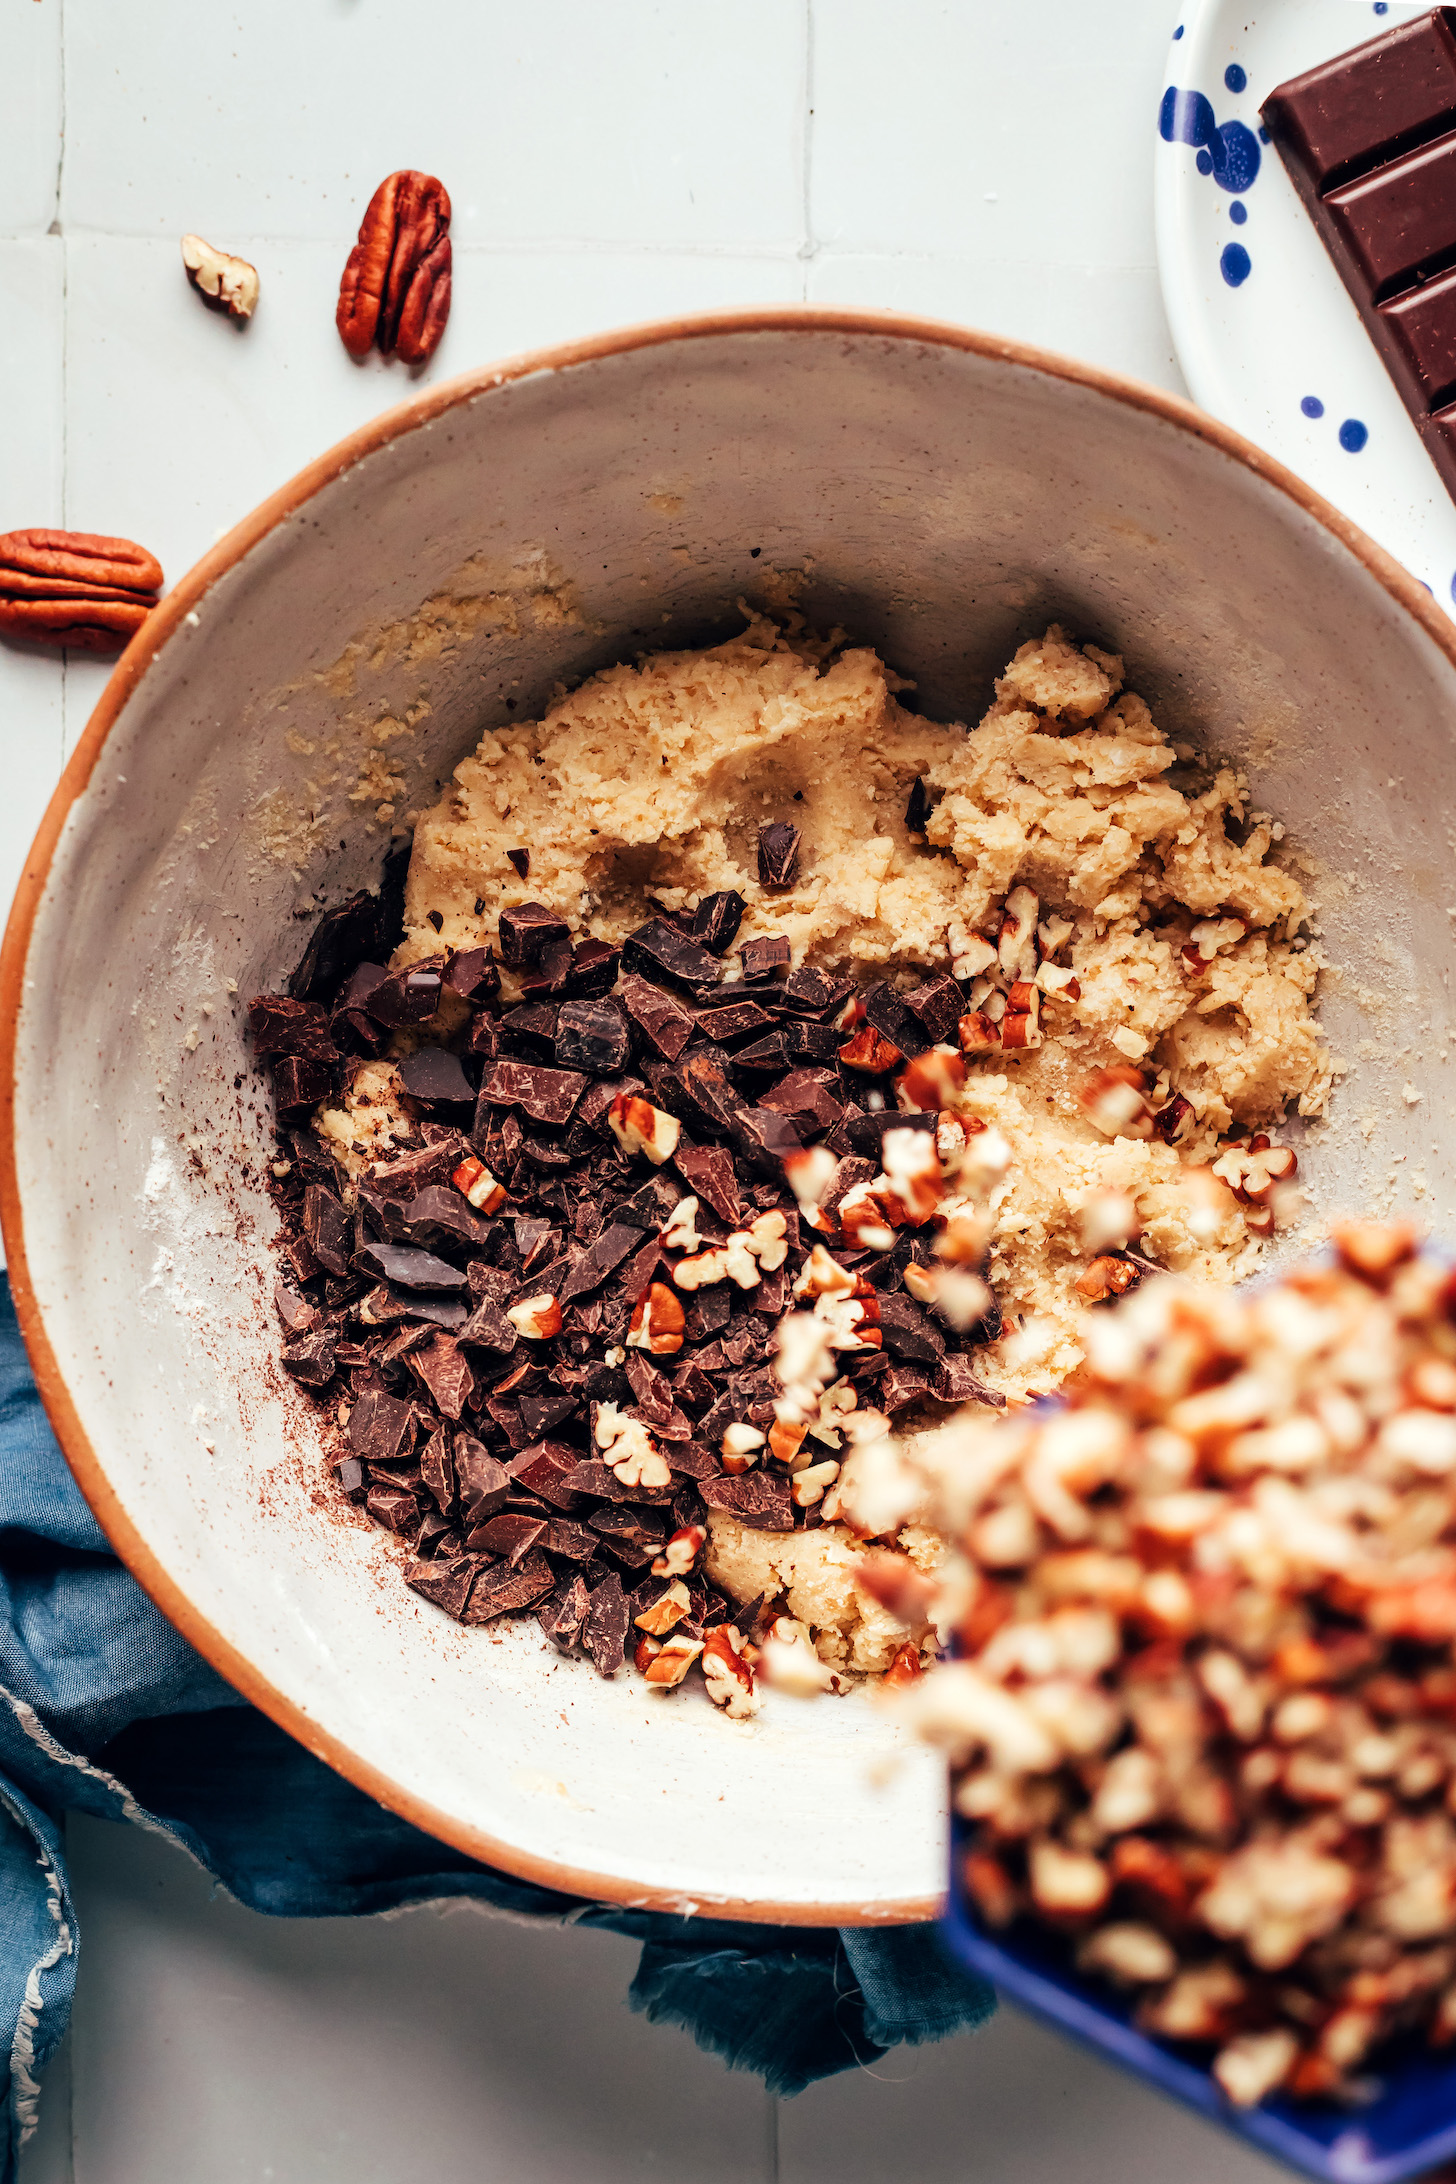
[336,170,453,364]
[180,234,259,319]
[0,529,163,653]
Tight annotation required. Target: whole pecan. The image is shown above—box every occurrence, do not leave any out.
[336,171,452,365]
[0,530,164,653]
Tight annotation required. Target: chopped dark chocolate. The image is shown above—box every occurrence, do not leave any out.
[409,1333,476,1420]
[519,1390,580,1438]
[404,1554,478,1619]
[302,1185,351,1277]
[443,947,501,1006]
[691,890,745,954]
[366,1484,421,1534]
[464,1014,501,1063]
[398,1048,475,1109]
[332,1453,368,1503]
[364,957,445,1028]
[354,1240,469,1293]
[561,938,620,998]
[584,1570,632,1673]
[421,1426,455,1517]
[779,1019,846,1065]
[620,918,721,995]
[498,902,569,970]
[274,1280,321,1338]
[557,1222,641,1304]
[844,1109,937,1162]
[775,966,854,1018]
[669,1052,742,1134]
[737,933,791,981]
[730,1102,802,1175]
[281,1330,336,1387]
[693,998,776,1046]
[905,775,932,833]
[878,1364,936,1413]
[555,997,632,1076]
[469,1512,549,1564]
[348,1386,418,1466]
[455,1437,510,1525]
[539,1572,592,1651]
[505,849,530,880]
[861,980,928,1057]
[392,1186,494,1258]
[615,1175,681,1231]
[248,994,339,1064]
[507,1441,586,1511]
[289,889,385,1004]
[699,1472,794,1530]
[756,821,801,889]
[933,1355,1007,1407]
[673,1144,742,1227]
[464,1549,555,1622]
[270,1055,333,1113]
[499,1002,560,1060]
[518,939,574,1000]
[475,1059,586,1127]
[757,1067,844,1133]
[904,973,964,1046]
[618,975,696,1060]
[369,1139,468,1200]
[544,1519,599,1563]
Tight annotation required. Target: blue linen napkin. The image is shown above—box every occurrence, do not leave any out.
[0,1275,993,2175]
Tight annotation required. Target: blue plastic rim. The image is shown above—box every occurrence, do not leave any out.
[942,1821,1456,2182]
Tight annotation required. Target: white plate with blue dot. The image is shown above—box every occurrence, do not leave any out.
[1155,0,1456,615]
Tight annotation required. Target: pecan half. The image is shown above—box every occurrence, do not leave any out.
[0,529,164,653]
[336,170,452,364]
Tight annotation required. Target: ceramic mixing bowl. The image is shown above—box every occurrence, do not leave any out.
[3,308,1454,1922]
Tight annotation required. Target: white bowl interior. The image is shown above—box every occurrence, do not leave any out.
[11,320,1456,1917]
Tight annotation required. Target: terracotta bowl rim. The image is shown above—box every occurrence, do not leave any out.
[2,302,1450,1925]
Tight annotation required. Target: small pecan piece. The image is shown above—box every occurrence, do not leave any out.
[336,170,453,365]
[181,234,259,319]
[0,529,163,653]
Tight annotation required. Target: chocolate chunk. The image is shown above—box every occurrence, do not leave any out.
[665,1442,720,1481]
[519,1390,580,1438]
[614,1176,681,1231]
[861,981,928,1057]
[621,918,721,996]
[731,1034,788,1075]
[354,1240,469,1293]
[469,1512,549,1564]
[303,1184,352,1276]
[684,1285,733,1343]
[589,1504,668,1554]
[414,1507,457,1558]
[332,1453,368,1503]
[469,1260,516,1304]
[281,1330,336,1386]
[455,1436,510,1525]
[671,1051,743,1134]
[618,975,696,1060]
[398,1048,475,1109]
[555,998,632,1076]
[1263,15,1456,501]
[289,890,385,1004]
[362,1285,468,1332]
[348,1386,418,1466]
[274,1280,321,1338]
[409,1333,476,1420]
[758,1067,844,1133]
[270,1055,334,1112]
[464,1013,500,1064]
[780,1019,846,1065]
[476,1059,586,1127]
[878,1364,935,1413]
[844,1109,937,1162]
[544,1519,599,1564]
[539,1571,592,1651]
[507,1441,586,1511]
[905,775,932,833]
[404,1554,478,1619]
[365,957,446,1028]
[730,1103,802,1175]
[288,1128,345,1192]
[933,1355,1007,1408]
[421,1426,455,1517]
[330,970,391,1058]
[673,1144,743,1227]
[506,849,530,880]
[519,938,575,1000]
[499,1002,560,1060]
[368,1139,469,1200]
[443,947,501,1006]
[393,1186,494,1257]
[904,973,964,1046]
[498,902,569,970]
[776,966,852,1018]
[751,1264,789,1318]
[693,998,776,1046]
[561,938,620,998]
[455,1299,517,1361]
[366,1484,420,1534]
[699,1472,794,1531]
[584,1571,631,1675]
[692,891,745,954]
[463,1548,555,1622]
[248,994,339,1064]
[737,934,791,981]
[520,1130,575,1171]
[557,1223,641,1304]
[757,822,801,889]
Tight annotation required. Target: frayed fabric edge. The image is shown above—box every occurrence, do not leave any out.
[0,1789,71,2148]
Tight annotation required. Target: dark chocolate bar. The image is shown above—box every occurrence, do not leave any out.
[1263,7,1456,496]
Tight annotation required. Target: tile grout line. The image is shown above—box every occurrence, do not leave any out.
[799,0,816,300]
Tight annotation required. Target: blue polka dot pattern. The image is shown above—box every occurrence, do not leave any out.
[1221,242,1252,286]
[1339,418,1369,452]
[1225,64,1247,93]
[1301,396,1324,419]
[1174,22,1185,36]
[1230,200,1247,225]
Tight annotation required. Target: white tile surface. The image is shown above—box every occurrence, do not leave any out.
[62,0,808,250]
[4,7,1291,2182]
[0,1,61,235]
[56,1815,774,2184]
